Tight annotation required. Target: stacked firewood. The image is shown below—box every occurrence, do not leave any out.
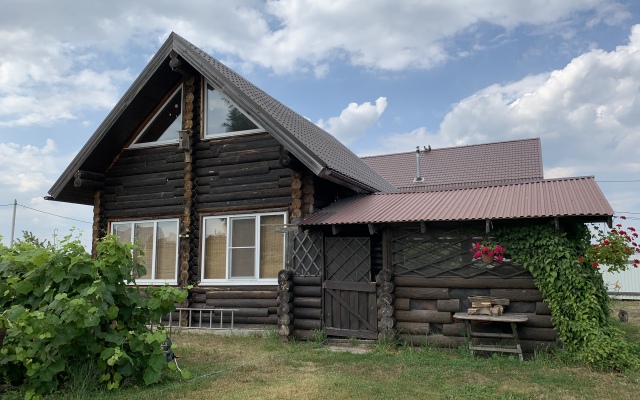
[467,296,510,316]
[277,269,294,341]
[376,269,396,340]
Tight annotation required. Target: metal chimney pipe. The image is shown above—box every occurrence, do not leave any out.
[415,146,421,180]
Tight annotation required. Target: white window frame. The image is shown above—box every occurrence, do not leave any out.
[200,211,286,285]
[203,81,263,139]
[110,218,179,285]
[130,85,183,149]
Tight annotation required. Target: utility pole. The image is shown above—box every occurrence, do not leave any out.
[10,199,17,246]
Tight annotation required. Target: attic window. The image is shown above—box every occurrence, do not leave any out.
[131,86,183,147]
[204,82,262,138]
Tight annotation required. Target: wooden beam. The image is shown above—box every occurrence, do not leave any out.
[368,223,378,235]
[420,221,427,233]
[485,219,491,234]
[554,217,560,231]
[332,224,341,235]
[73,178,104,190]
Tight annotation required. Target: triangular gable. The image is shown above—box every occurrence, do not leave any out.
[48,32,395,204]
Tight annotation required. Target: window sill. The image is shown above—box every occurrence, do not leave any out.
[130,279,178,286]
[199,279,278,286]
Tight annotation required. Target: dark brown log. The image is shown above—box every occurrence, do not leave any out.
[198,150,280,169]
[394,298,410,311]
[437,299,460,313]
[279,280,293,292]
[194,196,292,212]
[293,318,321,330]
[208,180,281,195]
[192,293,207,303]
[399,334,464,348]
[442,323,466,337]
[278,313,294,326]
[205,290,276,299]
[302,185,315,195]
[293,285,321,297]
[536,302,551,315]
[277,269,293,283]
[75,170,105,181]
[378,316,395,330]
[198,187,292,203]
[379,304,394,318]
[303,194,314,205]
[189,308,270,319]
[396,310,452,324]
[292,307,321,320]
[380,281,395,293]
[74,178,105,190]
[104,205,182,219]
[292,276,321,286]
[278,291,293,305]
[377,292,394,307]
[205,298,278,308]
[489,289,543,302]
[375,269,394,284]
[505,301,536,314]
[521,314,554,328]
[278,301,293,315]
[378,328,395,342]
[293,297,321,308]
[393,276,536,289]
[408,299,437,311]
[194,285,278,292]
[278,324,291,337]
[394,287,449,300]
[396,322,430,335]
[217,164,270,179]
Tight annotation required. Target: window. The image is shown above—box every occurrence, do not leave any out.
[204,82,262,138]
[201,212,285,283]
[111,219,179,284]
[131,86,183,147]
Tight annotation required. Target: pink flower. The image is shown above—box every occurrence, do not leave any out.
[495,255,504,262]
[578,257,584,263]
[482,246,491,254]
[474,251,482,259]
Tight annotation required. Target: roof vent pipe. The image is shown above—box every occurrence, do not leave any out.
[414,146,424,182]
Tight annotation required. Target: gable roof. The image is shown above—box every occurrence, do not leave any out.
[48,32,395,204]
[301,176,613,226]
[362,138,543,191]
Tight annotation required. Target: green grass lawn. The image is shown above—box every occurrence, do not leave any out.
[4,300,640,400]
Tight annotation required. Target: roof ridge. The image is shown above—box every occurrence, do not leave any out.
[361,137,541,159]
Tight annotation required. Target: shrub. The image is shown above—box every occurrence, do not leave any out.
[0,234,188,399]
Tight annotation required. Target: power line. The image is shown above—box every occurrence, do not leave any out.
[16,204,91,224]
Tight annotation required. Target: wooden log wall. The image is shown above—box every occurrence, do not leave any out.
[394,275,556,351]
[190,286,278,327]
[292,275,323,341]
[102,145,185,219]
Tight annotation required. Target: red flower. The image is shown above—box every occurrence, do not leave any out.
[635,259,640,264]
[634,232,639,238]
[617,223,623,228]
[592,262,599,268]
[603,240,610,246]
[611,229,617,234]
[621,216,627,220]
[593,244,600,248]
[629,227,636,232]
[578,257,585,263]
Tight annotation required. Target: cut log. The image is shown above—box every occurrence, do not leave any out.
[375,269,394,284]
[377,292,394,307]
[380,281,395,293]
[378,328,395,342]
[394,298,410,311]
[437,299,460,313]
[293,318,321,330]
[468,296,510,306]
[278,324,291,337]
[378,316,396,330]
[278,269,293,282]
[379,304,394,318]
[278,301,293,315]
[278,313,294,326]
[292,307,321,320]
[278,291,293,305]
[293,297,321,308]
[396,310,452,324]
[279,280,293,292]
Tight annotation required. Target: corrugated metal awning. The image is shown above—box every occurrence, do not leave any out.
[301,176,614,226]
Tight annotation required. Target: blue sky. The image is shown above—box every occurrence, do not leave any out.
[1,0,640,248]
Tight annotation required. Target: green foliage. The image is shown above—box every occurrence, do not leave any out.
[0,234,188,397]
[495,221,640,371]
[583,219,639,272]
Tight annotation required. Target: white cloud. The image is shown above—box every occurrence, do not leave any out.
[317,97,387,145]
[0,139,66,192]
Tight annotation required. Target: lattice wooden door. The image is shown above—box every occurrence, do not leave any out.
[323,237,377,339]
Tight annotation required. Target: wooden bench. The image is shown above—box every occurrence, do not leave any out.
[453,312,528,361]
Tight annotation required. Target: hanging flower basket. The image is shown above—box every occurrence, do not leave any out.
[470,241,505,263]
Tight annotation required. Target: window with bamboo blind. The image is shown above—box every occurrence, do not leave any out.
[111,219,179,284]
[202,212,285,283]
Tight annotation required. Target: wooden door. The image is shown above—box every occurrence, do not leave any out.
[323,237,377,339]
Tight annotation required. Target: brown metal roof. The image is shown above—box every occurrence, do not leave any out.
[361,138,543,191]
[301,176,614,226]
